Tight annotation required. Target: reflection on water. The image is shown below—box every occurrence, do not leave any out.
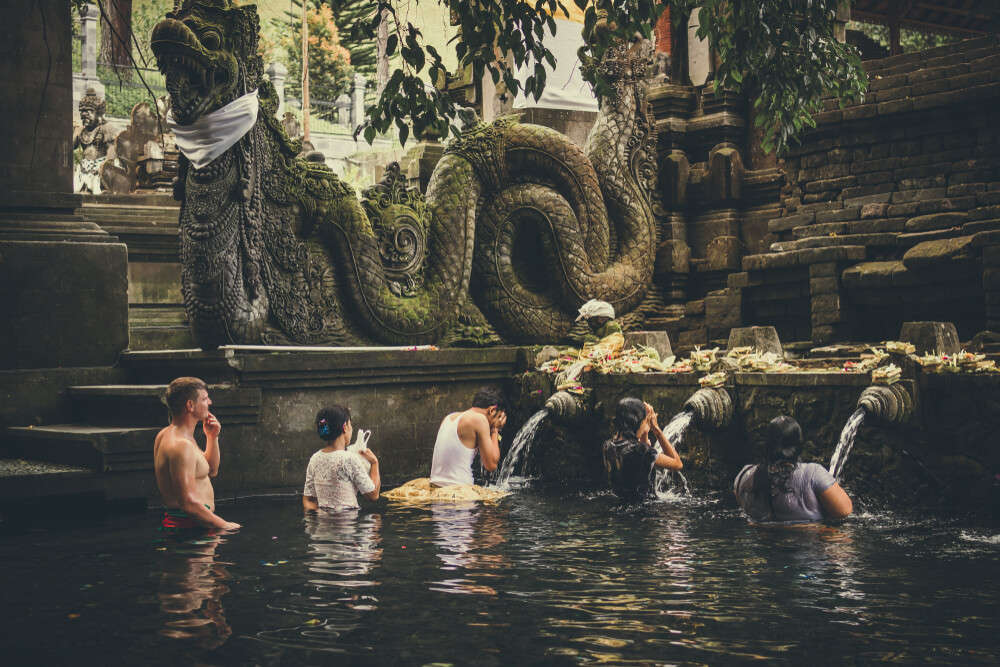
[429,502,509,596]
[157,535,232,649]
[0,494,997,664]
[252,511,383,653]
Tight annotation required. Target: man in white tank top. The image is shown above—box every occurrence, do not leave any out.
[429,387,507,486]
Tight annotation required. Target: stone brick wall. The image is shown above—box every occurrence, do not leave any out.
[738,37,1000,343]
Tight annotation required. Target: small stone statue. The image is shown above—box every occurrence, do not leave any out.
[73,88,111,194]
[101,131,137,195]
[281,112,301,140]
[653,52,672,82]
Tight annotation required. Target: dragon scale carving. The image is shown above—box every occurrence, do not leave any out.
[154,0,658,348]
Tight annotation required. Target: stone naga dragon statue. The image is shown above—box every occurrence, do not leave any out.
[153,0,657,348]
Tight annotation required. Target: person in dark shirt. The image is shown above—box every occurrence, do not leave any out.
[602,397,683,502]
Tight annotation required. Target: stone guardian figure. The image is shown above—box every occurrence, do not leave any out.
[73,88,112,194]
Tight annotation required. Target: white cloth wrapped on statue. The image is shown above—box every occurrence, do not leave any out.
[74,157,105,194]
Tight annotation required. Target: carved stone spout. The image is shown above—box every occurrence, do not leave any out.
[857,384,913,424]
[683,387,734,430]
[545,390,587,423]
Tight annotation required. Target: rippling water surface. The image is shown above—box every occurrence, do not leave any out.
[1,492,997,665]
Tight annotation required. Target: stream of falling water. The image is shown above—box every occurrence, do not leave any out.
[829,407,867,480]
[653,410,694,499]
[493,409,549,489]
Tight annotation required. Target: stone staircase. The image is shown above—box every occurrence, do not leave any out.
[733,36,1000,344]
[0,378,259,506]
[77,195,193,350]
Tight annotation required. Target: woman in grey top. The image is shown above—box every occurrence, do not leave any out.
[734,416,852,524]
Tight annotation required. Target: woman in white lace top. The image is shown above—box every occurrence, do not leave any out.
[303,406,380,512]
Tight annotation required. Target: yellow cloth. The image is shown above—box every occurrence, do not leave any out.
[382,478,508,504]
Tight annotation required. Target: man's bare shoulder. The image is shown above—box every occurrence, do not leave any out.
[155,426,195,458]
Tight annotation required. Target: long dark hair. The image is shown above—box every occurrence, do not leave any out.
[614,397,646,439]
[316,405,350,442]
[751,415,804,506]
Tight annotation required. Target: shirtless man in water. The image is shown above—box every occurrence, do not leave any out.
[429,387,507,487]
[154,377,240,532]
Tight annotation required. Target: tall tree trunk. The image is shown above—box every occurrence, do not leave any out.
[302,0,310,142]
[99,0,134,80]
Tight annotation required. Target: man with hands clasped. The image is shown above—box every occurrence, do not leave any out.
[429,387,508,487]
[602,397,683,503]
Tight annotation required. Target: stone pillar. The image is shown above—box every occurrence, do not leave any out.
[73,3,105,112]
[350,73,366,130]
[402,141,444,194]
[0,0,127,371]
[834,1,851,44]
[809,261,851,344]
[266,61,287,117]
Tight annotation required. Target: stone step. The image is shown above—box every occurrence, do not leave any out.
[0,217,116,242]
[119,349,243,384]
[128,304,188,327]
[81,193,177,207]
[2,425,160,472]
[83,214,179,227]
[66,384,261,426]
[81,205,179,219]
[0,458,153,503]
[128,327,195,352]
[0,210,88,223]
[862,37,996,77]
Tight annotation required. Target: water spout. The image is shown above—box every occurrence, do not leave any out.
[829,384,914,480]
[857,384,913,425]
[829,407,866,480]
[683,387,734,430]
[544,390,586,422]
[652,410,695,499]
[493,409,549,488]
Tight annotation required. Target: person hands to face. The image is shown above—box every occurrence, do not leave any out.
[204,412,222,438]
[644,402,660,431]
[487,406,507,432]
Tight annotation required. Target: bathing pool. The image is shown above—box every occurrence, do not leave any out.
[1,488,997,664]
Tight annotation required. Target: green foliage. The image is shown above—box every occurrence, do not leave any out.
[282,1,355,121]
[339,0,866,153]
[849,20,962,54]
[129,0,174,68]
[323,0,378,77]
[678,0,866,154]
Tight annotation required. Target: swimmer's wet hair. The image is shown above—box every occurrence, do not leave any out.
[614,397,646,437]
[472,386,506,412]
[164,377,208,418]
[316,405,350,442]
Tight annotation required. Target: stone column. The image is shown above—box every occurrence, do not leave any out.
[350,73,366,130]
[266,61,287,117]
[0,0,127,371]
[834,1,851,44]
[73,3,105,111]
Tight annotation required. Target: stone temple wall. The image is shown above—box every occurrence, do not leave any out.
[738,37,1000,344]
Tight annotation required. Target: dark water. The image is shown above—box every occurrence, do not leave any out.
[1,491,998,665]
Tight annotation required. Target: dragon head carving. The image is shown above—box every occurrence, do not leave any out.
[152,0,263,125]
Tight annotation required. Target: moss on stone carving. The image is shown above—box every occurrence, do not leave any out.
[155,0,658,348]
